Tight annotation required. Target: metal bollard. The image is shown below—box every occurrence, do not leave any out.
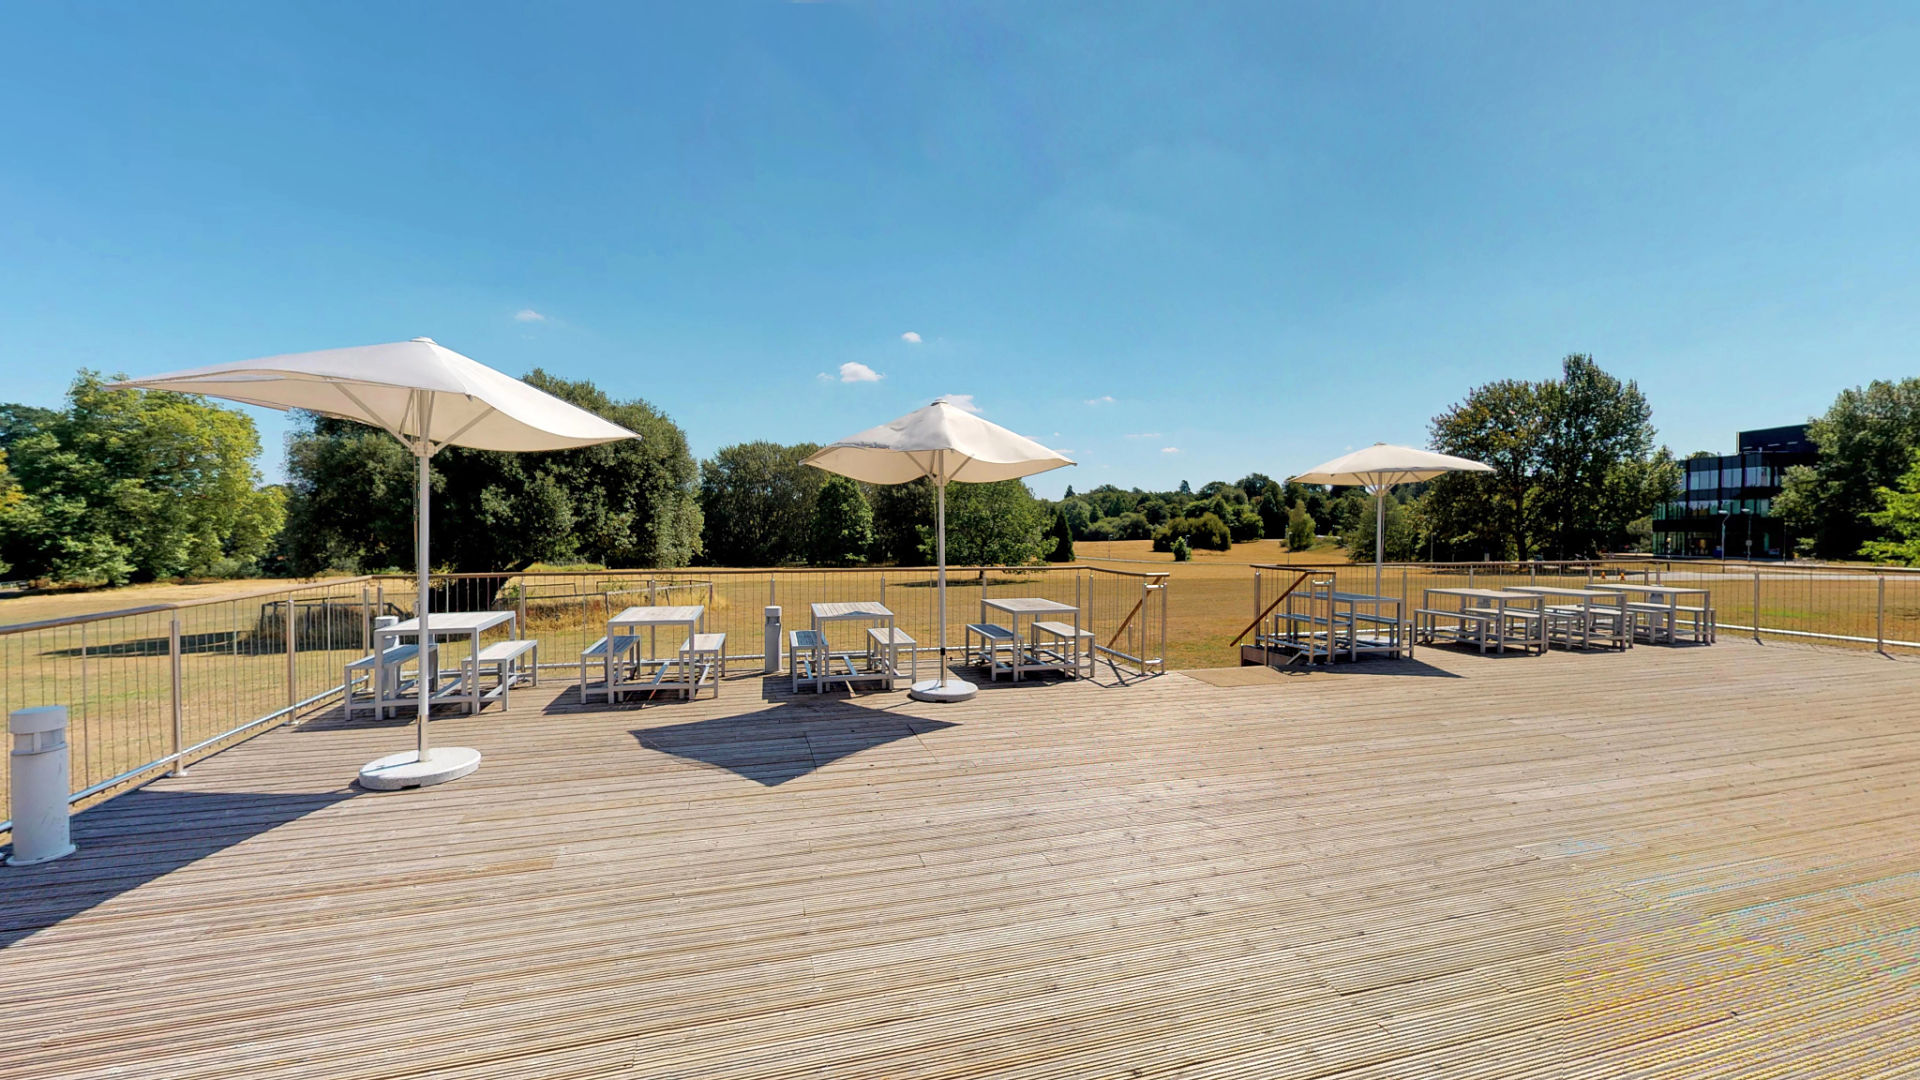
[764,606,782,674]
[8,706,77,866]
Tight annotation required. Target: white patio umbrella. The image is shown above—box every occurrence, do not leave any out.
[111,338,638,789]
[804,400,1073,702]
[1290,443,1494,597]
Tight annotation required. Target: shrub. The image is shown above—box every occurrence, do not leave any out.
[1171,536,1192,562]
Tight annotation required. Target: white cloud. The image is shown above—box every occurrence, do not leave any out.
[1125,432,1162,440]
[513,308,547,323]
[1085,394,1115,406]
[815,372,833,382]
[900,331,922,344]
[1161,446,1181,454]
[935,393,980,413]
[838,362,883,383]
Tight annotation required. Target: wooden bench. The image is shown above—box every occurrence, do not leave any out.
[1413,608,1493,653]
[966,623,1018,680]
[343,642,435,720]
[865,626,917,688]
[580,635,639,704]
[472,639,538,708]
[1463,607,1546,655]
[679,632,726,700]
[1030,620,1094,678]
[790,629,825,693]
[1624,602,1716,645]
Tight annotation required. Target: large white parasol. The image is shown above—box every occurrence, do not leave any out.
[1290,443,1494,596]
[805,399,1073,702]
[112,338,638,788]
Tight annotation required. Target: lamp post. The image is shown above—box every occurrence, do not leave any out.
[1717,509,1729,560]
[1741,508,1753,561]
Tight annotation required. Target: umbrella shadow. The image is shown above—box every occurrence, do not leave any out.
[0,787,355,949]
[630,696,956,787]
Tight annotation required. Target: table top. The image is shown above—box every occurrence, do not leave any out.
[379,611,517,635]
[1590,583,1710,597]
[1330,592,1400,605]
[983,597,1077,615]
[812,601,893,620]
[1511,586,1623,600]
[1426,587,1541,601]
[609,605,705,626]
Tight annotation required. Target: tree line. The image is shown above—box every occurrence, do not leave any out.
[6,357,1920,588]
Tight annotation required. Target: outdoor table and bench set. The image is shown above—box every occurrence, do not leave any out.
[345,610,539,719]
[967,596,1094,682]
[1255,574,1714,667]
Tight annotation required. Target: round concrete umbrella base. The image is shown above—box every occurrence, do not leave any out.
[358,746,481,791]
[909,678,977,703]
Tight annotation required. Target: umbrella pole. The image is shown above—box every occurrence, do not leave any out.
[1375,488,1385,600]
[909,454,975,702]
[937,474,948,671]
[417,440,432,762]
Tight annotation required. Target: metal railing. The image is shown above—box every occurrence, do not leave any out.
[400,564,1169,677]
[1,564,1169,834]
[1244,557,1920,656]
[1,576,380,834]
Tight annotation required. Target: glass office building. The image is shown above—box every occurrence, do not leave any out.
[1651,425,1817,558]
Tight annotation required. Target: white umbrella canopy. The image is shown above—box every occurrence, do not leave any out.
[805,399,1073,702]
[108,337,635,452]
[803,399,1073,485]
[1290,443,1494,596]
[111,338,639,789]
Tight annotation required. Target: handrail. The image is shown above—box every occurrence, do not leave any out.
[369,563,1168,580]
[1231,569,1319,646]
[0,576,375,636]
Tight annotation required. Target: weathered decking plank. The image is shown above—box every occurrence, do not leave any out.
[3,639,1919,1078]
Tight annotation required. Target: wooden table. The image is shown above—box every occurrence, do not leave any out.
[806,601,901,692]
[1510,586,1630,650]
[1590,582,1714,644]
[1327,591,1408,660]
[374,610,519,715]
[1421,588,1544,655]
[607,605,706,701]
[981,597,1080,682]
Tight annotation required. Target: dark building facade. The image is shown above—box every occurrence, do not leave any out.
[1651,425,1817,558]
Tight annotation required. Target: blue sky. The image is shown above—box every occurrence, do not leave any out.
[4,3,1918,499]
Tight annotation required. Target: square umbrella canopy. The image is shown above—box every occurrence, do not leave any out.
[804,399,1073,702]
[1290,443,1494,598]
[112,338,638,788]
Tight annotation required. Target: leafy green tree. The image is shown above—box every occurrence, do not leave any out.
[1170,536,1191,562]
[1,373,284,584]
[1285,501,1316,551]
[809,474,873,566]
[1045,506,1075,562]
[1859,450,1920,566]
[1056,495,1092,539]
[1253,480,1287,539]
[868,479,933,564]
[1533,355,1668,558]
[1342,495,1424,563]
[1775,378,1920,558]
[1153,512,1230,552]
[700,441,824,566]
[284,371,700,574]
[1428,377,1547,559]
[938,480,1051,566]
[1228,503,1263,543]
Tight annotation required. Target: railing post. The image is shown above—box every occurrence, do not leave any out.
[1468,567,1475,588]
[1753,569,1762,643]
[285,599,297,709]
[881,572,887,608]
[1877,576,1887,655]
[1159,575,1168,673]
[769,574,776,607]
[1254,568,1262,626]
[169,618,186,777]
[362,585,373,649]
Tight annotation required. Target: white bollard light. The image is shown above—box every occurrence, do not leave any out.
[764,606,782,674]
[8,706,77,866]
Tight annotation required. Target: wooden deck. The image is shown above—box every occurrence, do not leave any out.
[5,640,1920,1078]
